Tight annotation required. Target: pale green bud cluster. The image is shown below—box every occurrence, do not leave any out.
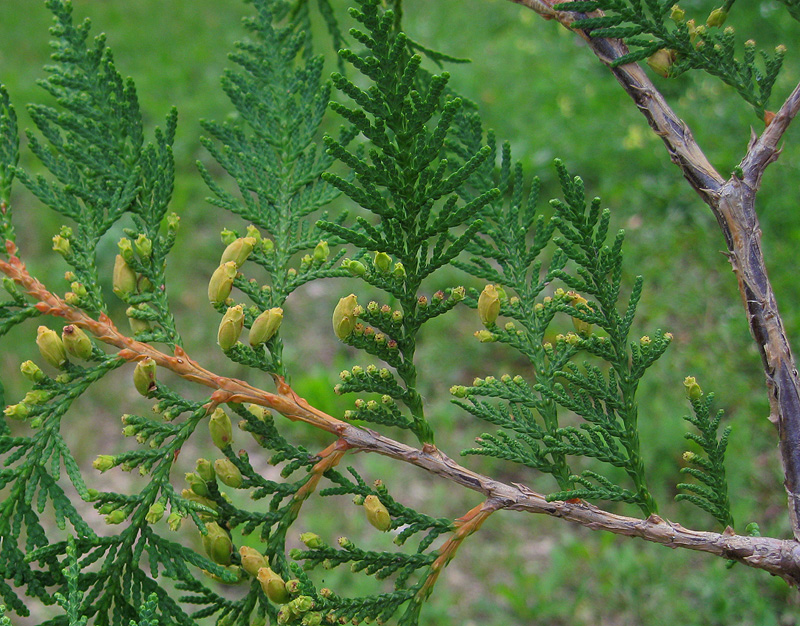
[683,376,703,401]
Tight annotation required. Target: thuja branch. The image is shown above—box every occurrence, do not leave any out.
[3,240,800,586]
[506,0,800,542]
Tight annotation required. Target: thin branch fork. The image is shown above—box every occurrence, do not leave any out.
[3,242,800,585]
[506,0,800,541]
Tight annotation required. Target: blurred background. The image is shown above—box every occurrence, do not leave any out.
[1,0,800,624]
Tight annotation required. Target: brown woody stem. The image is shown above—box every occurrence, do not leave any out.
[3,241,800,583]
[507,0,800,541]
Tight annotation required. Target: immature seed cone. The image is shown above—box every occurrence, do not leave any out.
[36,326,67,369]
[249,307,283,346]
[209,408,233,449]
[257,567,289,604]
[133,357,157,396]
[62,325,93,360]
[239,546,268,577]
[647,49,676,77]
[363,495,391,531]
[112,254,137,298]
[202,522,233,566]
[373,251,392,273]
[218,305,245,350]
[214,458,243,488]
[478,285,501,326]
[220,237,256,267]
[332,294,359,340]
[208,262,238,305]
[313,240,330,263]
[568,292,592,337]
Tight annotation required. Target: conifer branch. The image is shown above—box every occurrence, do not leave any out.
[506,0,800,542]
[4,238,800,586]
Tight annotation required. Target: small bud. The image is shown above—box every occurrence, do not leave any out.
[112,255,137,298]
[474,329,495,343]
[392,262,405,279]
[289,596,314,613]
[61,325,93,360]
[246,225,262,241]
[647,49,676,78]
[332,294,359,340]
[682,450,698,463]
[209,408,233,449]
[214,458,243,488]
[133,357,157,396]
[118,237,135,262]
[36,326,67,369]
[363,495,391,531]
[249,307,283,346]
[683,376,703,401]
[302,612,322,626]
[217,305,245,351]
[706,7,727,27]
[167,512,183,531]
[105,509,128,525]
[670,4,685,23]
[220,237,256,267]
[20,360,45,383]
[373,252,392,273]
[262,238,274,254]
[196,458,216,482]
[347,260,366,277]
[257,567,289,604]
[285,579,301,595]
[51,234,71,258]
[208,262,238,305]
[4,403,30,420]
[313,241,330,263]
[202,522,233,565]
[134,234,152,259]
[93,455,116,472]
[220,229,237,246]
[450,385,468,398]
[146,502,165,524]
[478,285,501,326]
[186,472,210,497]
[239,546,268,577]
[300,532,324,549]
[640,335,651,345]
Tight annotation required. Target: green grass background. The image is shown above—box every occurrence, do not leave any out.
[2,0,800,624]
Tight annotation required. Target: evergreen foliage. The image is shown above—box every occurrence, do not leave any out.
[555,0,785,117]
[0,0,793,623]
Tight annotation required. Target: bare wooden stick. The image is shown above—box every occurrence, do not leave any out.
[3,240,800,584]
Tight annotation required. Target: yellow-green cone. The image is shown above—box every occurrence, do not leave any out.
[214,458,243,488]
[478,285,501,327]
[332,294,358,340]
[208,262,238,305]
[112,254,137,298]
[36,326,67,369]
[133,357,157,396]
[239,546,268,577]
[202,522,233,565]
[62,325,93,360]
[217,305,244,350]
[249,307,283,346]
[209,408,233,449]
[257,567,289,604]
[363,495,391,531]
[220,237,256,267]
